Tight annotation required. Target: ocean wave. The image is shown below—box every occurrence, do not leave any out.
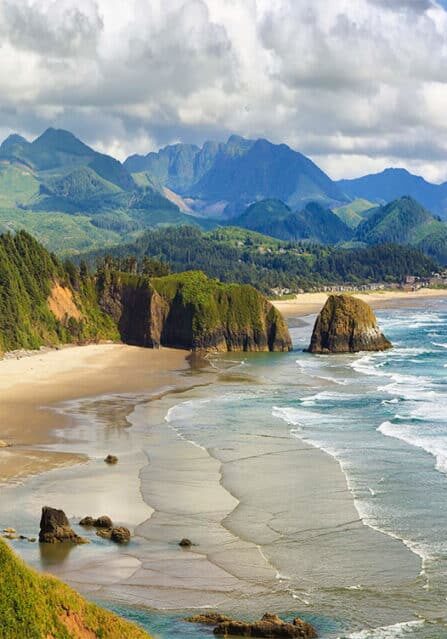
[378,420,447,476]
[339,620,425,638]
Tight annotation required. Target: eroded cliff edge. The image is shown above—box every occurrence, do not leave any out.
[98,270,292,352]
[308,294,392,354]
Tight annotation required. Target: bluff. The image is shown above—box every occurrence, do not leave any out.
[0,230,118,355]
[0,231,291,355]
[0,538,151,638]
[308,294,392,354]
[98,269,292,352]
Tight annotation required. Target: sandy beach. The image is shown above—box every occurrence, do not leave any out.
[0,344,190,484]
[272,287,447,317]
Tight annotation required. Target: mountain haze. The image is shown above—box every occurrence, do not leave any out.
[338,168,447,219]
[125,135,348,216]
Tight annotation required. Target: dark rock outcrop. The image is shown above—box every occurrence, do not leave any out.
[185,613,232,625]
[213,613,317,638]
[98,270,292,353]
[104,454,118,464]
[95,526,131,543]
[179,538,192,547]
[79,515,112,528]
[94,515,113,529]
[39,507,86,544]
[308,294,392,354]
[111,527,131,544]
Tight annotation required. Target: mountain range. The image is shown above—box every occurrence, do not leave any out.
[1,127,447,265]
[337,168,447,219]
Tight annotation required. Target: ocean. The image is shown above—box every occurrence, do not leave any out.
[2,300,447,638]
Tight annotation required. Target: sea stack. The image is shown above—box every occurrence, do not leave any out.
[307,294,392,354]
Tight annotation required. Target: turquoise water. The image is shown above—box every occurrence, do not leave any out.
[4,301,447,638]
[115,301,447,638]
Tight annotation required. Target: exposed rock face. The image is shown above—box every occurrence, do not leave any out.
[308,294,392,354]
[39,507,86,544]
[213,613,317,638]
[185,613,232,625]
[110,527,131,544]
[98,270,292,353]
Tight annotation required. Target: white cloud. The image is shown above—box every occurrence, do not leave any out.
[1,0,447,181]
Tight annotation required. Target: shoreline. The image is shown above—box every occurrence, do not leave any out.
[0,315,429,634]
[272,287,447,317]
[0,343,191,484]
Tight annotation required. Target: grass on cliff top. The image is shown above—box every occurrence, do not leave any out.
[0,539,151,639]
[322,293,377,327]
[151,270,275,335]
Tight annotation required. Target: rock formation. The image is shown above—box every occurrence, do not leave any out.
[98,270,292,353]
[39,507,86,544]
[307,294,392,354]
[185,613,232,625]
[104,454,118,464]
[213,613,317,638]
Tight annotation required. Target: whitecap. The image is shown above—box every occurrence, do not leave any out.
[340,620,425,638]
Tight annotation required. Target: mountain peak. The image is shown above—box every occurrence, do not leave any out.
[32,127,93,156]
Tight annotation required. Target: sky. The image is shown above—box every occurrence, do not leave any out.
[1,0,447,181]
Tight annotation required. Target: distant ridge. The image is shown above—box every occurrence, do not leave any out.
[338,168,447,219]
[124,135,348,216]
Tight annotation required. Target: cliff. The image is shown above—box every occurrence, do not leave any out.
[98,270,292,352]
[0,231,291,355]
[0,538,150,639]
[308,294,392,353]
[0,230,118,355]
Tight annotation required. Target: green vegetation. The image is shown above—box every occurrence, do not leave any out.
[83,225,438,294]
[0,230,117,353]
[0,128,208,255]
[0,538,150,639]
[355,196,447,264]
[333,198,374,228]
[233,199,353,243]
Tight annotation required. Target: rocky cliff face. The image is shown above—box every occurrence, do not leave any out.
[98,270,292,352]
[308,294,392,354]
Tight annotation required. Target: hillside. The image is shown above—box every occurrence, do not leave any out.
[355,196,447,264]
[332,198,374,228]
[0,230,117,353]
[233,199,353,243]
[0,129,203,254]
[125,135,348,216]
[0,230,290,354]
[0,538,150,639]
[83,225,437,294]
[338,168,447,219]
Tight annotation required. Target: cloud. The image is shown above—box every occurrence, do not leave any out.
[367,0,434,12]
[1,0,447,181]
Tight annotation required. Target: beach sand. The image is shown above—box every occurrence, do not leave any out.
[272,287,447,318]
[0,316,426,631]
[0,344,189,484]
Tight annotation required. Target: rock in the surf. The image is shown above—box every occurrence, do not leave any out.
[179,538,192,547]
[39,507,87,544]
[110,527,131,544]
[185,613,232,625]
[213,612,317,638]
[307,294,392,354]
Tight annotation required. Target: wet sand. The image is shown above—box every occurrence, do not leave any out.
[0,328,424,632]
[0,344,190,483]
[272,288,447,318]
